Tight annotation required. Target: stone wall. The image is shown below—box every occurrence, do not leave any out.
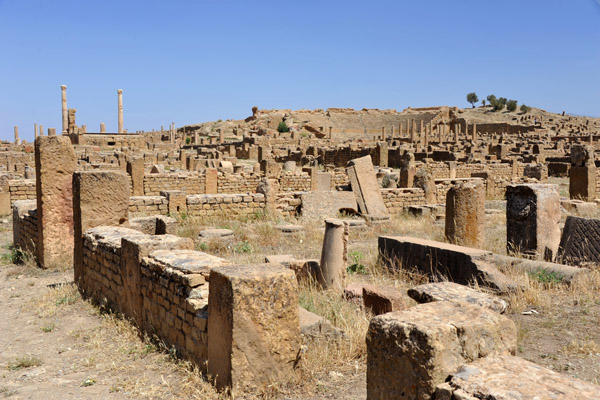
[381,188,426,214]
[278,172,311,192]
[144,173,205,196]
[186,193,265,217]
[129,196,168,216]
[217,172,261,194]
[8,179,36,203]
[12,200,38,255]
[275,192,304,217]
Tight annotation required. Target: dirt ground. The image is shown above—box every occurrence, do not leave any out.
[1,207,600,398]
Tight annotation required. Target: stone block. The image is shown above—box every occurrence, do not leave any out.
[73,170,131,286]
[407,282,507,313]
[558,215,600,265]
[347,155,389,219]
[35,136,77,268]
[362,284,407,315]
[569,165,596,201]
[127,157,145,196]
[299,306,343,340]
[379,236,519,293]
[366,301,517,400]
[300,191,358,219]
[445,179,485,248]
[161,190,187,215]
[434,356,600,400]
[205,168,218,194]
[208,263,301,395]
[506,184,561,261]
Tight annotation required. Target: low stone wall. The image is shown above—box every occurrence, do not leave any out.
[278,172,311,192]
[144,173,205,196]
[186,193,265,217]
[8,179,36,204]
[12,200,38,255]
[217,172,261,194]
[276,192,304,217]
[381,188,426,214]
[434,178,482,203]
[129,196,168,216]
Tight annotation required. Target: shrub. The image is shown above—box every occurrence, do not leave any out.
[493,97,507,111]
[506,99,518,112]
[520,104,531,113]
[277,121,289,133]
[487,94,497,105]
[466,92,479,108]
[185,137,191,145]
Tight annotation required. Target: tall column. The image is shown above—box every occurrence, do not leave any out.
[14,126,20,145]
[472,123,477,142]
[61,85,68,134]
[39,124,43,137]
[34,123,38,139]
[117,89,124,133]
[100,122,106,133]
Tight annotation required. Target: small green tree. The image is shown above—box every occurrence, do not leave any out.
[506,99,518,112]
[277,121,289,133]
[494,97,507,111]
[482,99,486,107]
[466,92,479,108]
[520,104,531,113]
[185,137,191,145]
[487,94,497,105]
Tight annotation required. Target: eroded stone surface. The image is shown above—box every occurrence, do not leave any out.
[407,281,507,313]
[434,355,600,400]
[367,301,516,400]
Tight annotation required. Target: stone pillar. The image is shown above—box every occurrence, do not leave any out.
[506,184,561,261]
[219,128,225,144]
[35,136,77,268]
[39,124,43,137]
[399,153,415,188]
[34,123,38,139]
[48,128,56,136]
[126,157,145,196]
[448,161,457,179]
[14,126,20,145]
[161,190,187,215]
[61,85,68,134]
[117,89,124,133]
[569,144,596,201]
[205,168,218,194]
[207,264,300,395]
[377,142,388,168]
[472,123,477,142]
[72,171,130,287]
[318,219,348,289]
[100,122,106,133]
[423,124,429,147]
[445,180,485,248]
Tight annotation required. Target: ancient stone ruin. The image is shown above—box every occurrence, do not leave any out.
[4,86,600,398]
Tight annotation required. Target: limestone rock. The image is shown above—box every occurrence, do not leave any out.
[407,282,507,313]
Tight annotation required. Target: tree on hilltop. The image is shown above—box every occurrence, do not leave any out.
[466,92,479,108]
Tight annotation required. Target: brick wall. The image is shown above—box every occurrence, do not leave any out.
[144,173,205,196]
[278,172,311,192]
[129,196,168,216]
[217,172,261,193]
[275,192,304,216]
[186,193,265,217]
[12,200,38,255]
[381,188,426,214]
[8,179,36,204]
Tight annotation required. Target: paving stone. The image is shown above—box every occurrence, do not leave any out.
[407,281,507,313]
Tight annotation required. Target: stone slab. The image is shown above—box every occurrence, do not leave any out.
[407,282,507,313]
[300,190,358,219]
[347,155,389,218]
[558,215,600,265]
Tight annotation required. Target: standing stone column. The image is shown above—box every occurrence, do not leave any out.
[506,184,561,261]
[72,171,130,287]
[318,219,348,289]
[117,89,124,133]
[39,124,43,137]
[207,264,300,395]
[445,179,485,248]
[569,144,596,201]
[100,122,106,133]
[61,85,68,134]
[34,123,38,139]
[14,126,20,145]
[35,136,77,268]
[377,142,388,168]
[127,156,145,196]
[399,153,416,188]
[472,123,477,142]
[219,128,225,144]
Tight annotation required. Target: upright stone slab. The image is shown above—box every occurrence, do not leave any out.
[207,264,300,395]
[205,168,218,194]
[558,216,600,265]
[35,136,77,268]
[347,155,389,219]
[366,301,516,400]
[161,190,187,215]
[127,157,145,196]
[445,179,485,248]
[569,144,596,201]
[73,171,131,286]
[316,171,332,191]
[506,184,561,261]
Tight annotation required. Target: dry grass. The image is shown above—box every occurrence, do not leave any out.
[26,282,81,318]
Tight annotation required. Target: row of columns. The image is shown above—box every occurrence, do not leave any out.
[60,85,124,133]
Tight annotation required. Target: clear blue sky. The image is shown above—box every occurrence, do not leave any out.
[1,0,599,142]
